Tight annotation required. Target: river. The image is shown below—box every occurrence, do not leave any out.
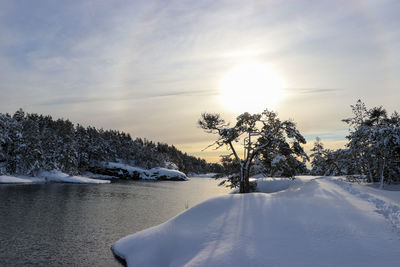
[0,177,231,266]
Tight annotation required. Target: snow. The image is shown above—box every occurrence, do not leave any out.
[113,176,400,267]
[39,170,110,184]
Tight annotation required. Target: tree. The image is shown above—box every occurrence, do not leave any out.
[198,110,308,193]
[20,114,42,175]
[343,100,400,187]
[310,137,327,175]
[310,137,356,176]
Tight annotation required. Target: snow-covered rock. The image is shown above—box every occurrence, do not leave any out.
[113,176,400,267]
[146,168,188,181]
[90,162,188,181]
[95,162,148,180]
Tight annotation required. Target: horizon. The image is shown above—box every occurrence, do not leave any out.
[1,0,399,163]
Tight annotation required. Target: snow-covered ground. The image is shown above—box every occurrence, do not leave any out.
[113,176,400,267]
[0,170,110,184]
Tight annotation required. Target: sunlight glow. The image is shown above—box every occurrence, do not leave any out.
[219,62,285,113]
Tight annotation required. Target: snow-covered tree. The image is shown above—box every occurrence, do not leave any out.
[20,114,42,175]
[343,100,400,186]
[257,111,309,177]
[310,137,327,175]
[199,110,308,193]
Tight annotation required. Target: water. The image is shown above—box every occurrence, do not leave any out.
[0,178,231,266]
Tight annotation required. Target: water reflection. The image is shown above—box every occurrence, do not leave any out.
[0,178,230,266]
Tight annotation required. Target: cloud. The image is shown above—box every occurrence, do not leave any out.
[38,89,218,106]
[285,88,342,94]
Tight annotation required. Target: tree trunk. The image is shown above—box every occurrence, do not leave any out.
[239,166,245,193]
[239,167,251,193]
[244,176,250,193]
[239,181,245,193]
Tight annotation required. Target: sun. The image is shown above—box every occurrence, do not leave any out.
[219,62,285,113]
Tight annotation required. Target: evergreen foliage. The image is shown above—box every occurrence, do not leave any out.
[311,100,400,187]
[0,109,217,176]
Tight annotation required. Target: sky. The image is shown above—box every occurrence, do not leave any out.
[0,0,399,162]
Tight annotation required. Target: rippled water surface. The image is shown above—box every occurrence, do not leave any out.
[0,178,231,266]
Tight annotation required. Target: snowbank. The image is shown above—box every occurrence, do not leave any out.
[113,177,400,267]
[39,170,110,184]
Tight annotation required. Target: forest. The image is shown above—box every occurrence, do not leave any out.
[0,109,221,176]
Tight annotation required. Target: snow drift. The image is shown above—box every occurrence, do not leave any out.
[113,177,400,267]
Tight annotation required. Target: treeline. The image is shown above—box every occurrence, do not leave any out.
[310,100,400,186]
[0,109,221,176]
